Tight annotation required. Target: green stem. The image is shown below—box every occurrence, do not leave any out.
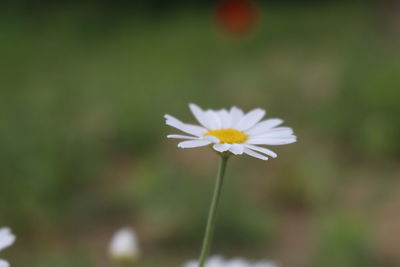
[198,155,229,267]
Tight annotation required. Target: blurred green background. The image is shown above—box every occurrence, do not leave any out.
[1,1,400,266]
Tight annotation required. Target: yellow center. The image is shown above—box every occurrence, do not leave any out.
[205,128,248,144]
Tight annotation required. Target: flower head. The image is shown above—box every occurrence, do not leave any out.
[109,227,140,264]
[0,227,16,267]
[184,255,278,267]
[165,103,296,160]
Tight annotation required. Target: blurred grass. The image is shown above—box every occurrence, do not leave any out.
[1,3,400,267]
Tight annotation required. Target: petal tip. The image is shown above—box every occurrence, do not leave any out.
[188,103,200,110]
[164,114,172,119]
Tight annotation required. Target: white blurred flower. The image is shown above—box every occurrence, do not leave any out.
[109,227,139,264]
[183,255,278,267]
[0,227,16,267]
[165,103,296,160]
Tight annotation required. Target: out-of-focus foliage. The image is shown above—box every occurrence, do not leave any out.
[0,2,399,267]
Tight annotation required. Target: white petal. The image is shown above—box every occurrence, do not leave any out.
[253,261,278,267]
[166,121,207,137]
[204,135,220,143]
[253,130,294,139]
[252,127,294,138]
[217,109,232,128]
[244,144,277,158]
[246,119,284,136]
[268,126,294,133]
[203,110,222,130]
[183,261,197,267]
[189,103,214,129]
[247,136,297,145]
[178,140,211,148]
[167,134,198,140]
[207,255,225,266]
[164,114,182,124]
[229,144,244,155]
[165,114,207,136]
[0,259,9,267]
[244,148,268,160]
[226,258,250,267]
[213,143,232,152]
[235,108,266,131]
[183,256,277,267]
[109,228,139,260]
[0,228,15,251]
[230,106,244,127]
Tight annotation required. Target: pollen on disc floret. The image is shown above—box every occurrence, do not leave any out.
[204,129,248,144]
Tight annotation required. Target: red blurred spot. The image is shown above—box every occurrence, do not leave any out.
[216,0,258,36]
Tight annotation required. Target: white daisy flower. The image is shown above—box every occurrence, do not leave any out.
[165,103,297,160]
[183,255,278,267]
[109,227,140,264]
[0,227,16,267]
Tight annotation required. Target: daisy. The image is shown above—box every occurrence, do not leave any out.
[0,227,16,267]
[109,227,140,264]
[166,104,295,267]
[184,255,278,267]
[165,103,296,160]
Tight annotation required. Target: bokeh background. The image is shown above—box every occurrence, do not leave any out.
[1,0,400,266]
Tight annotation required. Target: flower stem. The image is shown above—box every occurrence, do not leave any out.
[198,155,229,267]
